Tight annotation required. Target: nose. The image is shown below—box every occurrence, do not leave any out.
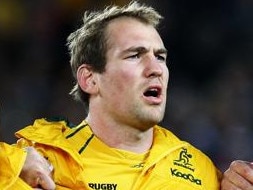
[144,56,164,78]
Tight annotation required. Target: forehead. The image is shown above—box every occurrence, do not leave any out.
[105,17,164,50]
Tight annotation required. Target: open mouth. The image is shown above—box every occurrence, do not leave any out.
[143,87,161,98]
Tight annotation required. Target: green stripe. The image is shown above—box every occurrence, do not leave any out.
[45,116,75,128]
[65,124,88,139]
[79,134,94,154]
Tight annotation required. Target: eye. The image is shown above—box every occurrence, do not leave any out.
[156,54,166,62]
[127,53,140,59]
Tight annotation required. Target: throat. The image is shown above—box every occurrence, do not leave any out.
[85,115,154,153]
[99,125,153,153]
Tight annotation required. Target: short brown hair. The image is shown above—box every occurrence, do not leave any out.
[67,1,163,108]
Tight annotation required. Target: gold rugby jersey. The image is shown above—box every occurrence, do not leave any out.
[0,118,221,189]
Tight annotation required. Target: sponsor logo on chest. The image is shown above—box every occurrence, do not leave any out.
[170,148,202,186]
[170,168,202,185]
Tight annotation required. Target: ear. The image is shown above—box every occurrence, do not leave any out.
[77,64,98,94]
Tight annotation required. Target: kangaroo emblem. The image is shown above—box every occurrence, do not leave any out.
[174,148,192,166]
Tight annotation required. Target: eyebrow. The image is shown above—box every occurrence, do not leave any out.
[122,46,168,55]
[155,48,168,55]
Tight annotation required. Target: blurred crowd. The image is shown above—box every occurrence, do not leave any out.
[0,0,252,171]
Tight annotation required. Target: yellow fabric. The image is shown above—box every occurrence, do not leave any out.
[0,118,221,189]
[0,143,32,190]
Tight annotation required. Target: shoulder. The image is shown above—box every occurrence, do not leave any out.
[33,117,75,128]
[152,126,220,189]
[15,117,76,140]
[154,125,221,186]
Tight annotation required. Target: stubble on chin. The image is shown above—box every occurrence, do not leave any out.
[132,105,165,129]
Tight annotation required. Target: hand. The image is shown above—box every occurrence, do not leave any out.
[221,160,253,190]
[19,147,56,190]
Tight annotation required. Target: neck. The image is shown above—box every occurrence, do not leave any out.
[85,114,154,153]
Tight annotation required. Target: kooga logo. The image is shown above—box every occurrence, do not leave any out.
[170,168,202,185]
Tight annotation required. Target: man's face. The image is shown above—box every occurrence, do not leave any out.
[96,17,169,130]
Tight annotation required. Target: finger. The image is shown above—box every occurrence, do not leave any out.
[20,170,39,187]
[230,160,253,184]
[223,167,253,190]
[221,177,243,190]
[40,157,54,175]
[20,147,55,189]
[37,172,56,190]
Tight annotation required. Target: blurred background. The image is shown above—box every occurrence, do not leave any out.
[0,0,252,171]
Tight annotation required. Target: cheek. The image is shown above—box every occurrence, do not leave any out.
[111,67,137,84]
[163,66,169,82]
[102,70,135,95]
[113,73,135,92]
